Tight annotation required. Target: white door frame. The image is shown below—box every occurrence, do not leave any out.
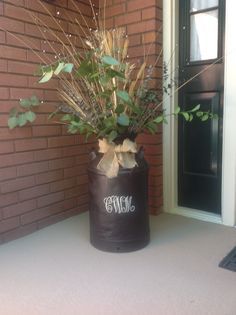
[163,0,236,226]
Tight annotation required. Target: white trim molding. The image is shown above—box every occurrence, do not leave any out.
[163,0,236,227]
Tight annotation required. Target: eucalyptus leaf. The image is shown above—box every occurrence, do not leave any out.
[201,114,209,121]
[62,63,74,73]
[190,104,201,112]
[18,113,27,126]
[117,113,129,126]
[146,122,157,134]
[8,116,18,129]
[20,98,31,108]
[25,111,36,123]
[39,69,53,83]
[174,106,181,114]
[116,90,131,103]
[196,111,203,117]
[154,116,164,124]
[54,62,65,75]
[61,114,73,122]
[182,112,190,121]
[30,95,40,106]
[102,55,119,66]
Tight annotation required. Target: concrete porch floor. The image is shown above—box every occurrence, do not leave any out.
[0,213,235,315]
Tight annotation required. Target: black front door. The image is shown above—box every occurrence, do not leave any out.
[178,0,225,214]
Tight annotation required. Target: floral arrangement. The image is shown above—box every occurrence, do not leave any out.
[7,1,216,145]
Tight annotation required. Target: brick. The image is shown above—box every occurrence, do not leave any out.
[4,4,36,23]
[0,59,7,72]
[32,125,62,137]
[0,2,3,15]
[149,175,163,187]
[127,0,156,12]
[17,161,49,177]
[62,145,87,157]
[0,175,35,193]
[37,191,64,208]
[149,165,162,176]
[145,155,162,166]
[75,154,89,165]
[0,73,28,87]
[35,169,64,185]
[0,87,9,100]
[144,144,162,155]
[36,200,79,229]
[0,16,24,33]
[149,185,162,197]
[24,24,57,43]
[0,30,6,44]
[68,1,92,16]
[0,45,27,61]
[64,165,87,178]
[7,61,37,75]
[0,141,14,154]
[25,0,56,14]
[0,100,18,112]
[10,88,44,100]
[3,223,37,243]
[48,136,76,148]
[115,11,141,26]
[34,148,62,161]
[0,114,9,127]
[77,174,88,185]
[0,166,17,181]
[21,198,75,225]
[42,90,59,102]
[137,133,162,144]
[77,193,89,205]
[65,184,88,199]
[38,13,68,32]
[0,127,32,141]
[50,177,77,193]
[142,7,157,20]
[106,3,125,16]
[128,44,156,58]
[4,0,24,6]
[142,31,157,44]
[19,184,50,201]
[2,199,37,218]
[0,152,34,168]
[15,138,47,152]
[48,157,75,170]
[127,20,156,35]
[114,0,126,4]
[0,217,20,233]
[0,192,18,208]
[128,34,141,47]
[6,33,41,51]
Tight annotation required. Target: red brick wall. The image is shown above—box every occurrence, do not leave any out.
[0,0,162,244]
[101,0,163,215]
[0,0,98,244]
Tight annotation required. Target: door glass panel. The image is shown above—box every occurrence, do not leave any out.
[190,10,218,61]
[190,0,219,12]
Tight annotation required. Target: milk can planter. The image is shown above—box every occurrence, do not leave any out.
[7,14,216,252]
[88,145,150,252]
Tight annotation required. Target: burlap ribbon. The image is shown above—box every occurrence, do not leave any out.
[97,138,138,178]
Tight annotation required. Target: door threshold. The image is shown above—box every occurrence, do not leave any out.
[166,206,222,225]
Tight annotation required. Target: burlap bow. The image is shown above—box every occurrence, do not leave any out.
[97,138,138,178]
